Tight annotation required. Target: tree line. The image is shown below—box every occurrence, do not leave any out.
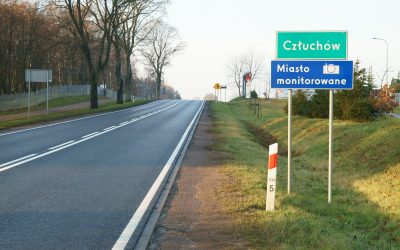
[285,61,399,121]
[0,0,184,108]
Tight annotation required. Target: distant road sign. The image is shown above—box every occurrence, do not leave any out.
[276,31,347,59]
[271,60,353,89]
[25,69,52,83]
[213,83,221,89]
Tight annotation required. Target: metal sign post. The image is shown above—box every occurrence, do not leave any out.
[25,69,53,118]
[28,70,31,119]
[328,90,334,203]
[287,89,292,194]
[46,70,49,115]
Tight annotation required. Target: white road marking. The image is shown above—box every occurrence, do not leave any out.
[0,154,37,168]
[82,132,99,138]
[48,140,75,150]
[0,101,182,174]
[112,101,205,250]
[104,126,117,131]
[0,100,171,138]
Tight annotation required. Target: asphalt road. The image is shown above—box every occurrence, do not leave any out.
[0,99,204,249]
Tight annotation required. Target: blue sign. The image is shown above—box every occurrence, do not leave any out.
[271,60,353,89]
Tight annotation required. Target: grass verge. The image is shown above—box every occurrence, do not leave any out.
[0,99,150,131]
[0,95,96,115]
[394,106,400,115]
[211,98,399,249]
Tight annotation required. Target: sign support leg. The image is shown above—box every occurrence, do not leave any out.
[328,90,334,204]
[288,89,292,194]
[46,70,49,116]
[28,70,31,120]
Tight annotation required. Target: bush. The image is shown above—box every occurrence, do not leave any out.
[250,90,258,98]
[350,98,375,121]
[371,84,399,114]
[284,90,310,116]
[309,90,329,118]
[283,61,377,121]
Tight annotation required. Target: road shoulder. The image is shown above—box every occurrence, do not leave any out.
[148,103,246,249]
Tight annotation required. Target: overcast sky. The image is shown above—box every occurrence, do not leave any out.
[161,0,400,100]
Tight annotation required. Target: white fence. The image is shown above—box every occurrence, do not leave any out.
[395,93,400,103]
[97,86,134,101]
[0,85,136,111]
[0,85,91,111]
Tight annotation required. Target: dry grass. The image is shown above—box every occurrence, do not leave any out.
[210,98,400,249]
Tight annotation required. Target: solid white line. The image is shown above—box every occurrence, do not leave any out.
[0,154,37,168]
[119,122,130,126]
[82,132,99,138]
[112,101,204,250]
[0,101,184,174]
[48,140,75,150]
[0,100,168,138]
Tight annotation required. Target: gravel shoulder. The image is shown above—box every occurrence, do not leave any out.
[148,103,246,249]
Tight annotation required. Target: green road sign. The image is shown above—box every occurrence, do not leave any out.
[276,31,347,59]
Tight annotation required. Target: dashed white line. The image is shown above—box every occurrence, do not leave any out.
[0,101,166,138]
[104,126,117,131]
[0,154,37,169]
[0,101,183,174]
[82,132,99,139]
[48,140,75,150]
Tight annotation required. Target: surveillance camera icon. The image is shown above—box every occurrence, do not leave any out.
[323,64,340,74]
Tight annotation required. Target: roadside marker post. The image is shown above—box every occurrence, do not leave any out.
[266,143,278,211]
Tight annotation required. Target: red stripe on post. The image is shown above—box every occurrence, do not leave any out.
[268,154,278,169]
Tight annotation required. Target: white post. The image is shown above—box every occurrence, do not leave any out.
[386,41,389,86]
[266,143,278,211]
[28,70,31,120]
[225,88,226,102]
[287,89,292,194]
[46,70,49,116]
[328,90,334,204]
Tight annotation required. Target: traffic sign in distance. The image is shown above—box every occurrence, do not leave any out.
[271,60,353,90]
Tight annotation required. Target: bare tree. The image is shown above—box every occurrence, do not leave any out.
[227,55,245,96]
[244,50,263,86]
[140,21,184,99]
[53,0,117,108]
[227,50,264,97]
[120,0,167,101]
[112,0,167,103]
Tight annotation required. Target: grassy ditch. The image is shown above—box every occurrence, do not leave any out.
[0,98,150,131]
[211,98,399,249]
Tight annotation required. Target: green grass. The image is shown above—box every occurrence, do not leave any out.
[210,98,400,249]
[0,99,150,130]
[0,95,97,116]
[394,106,400,114]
